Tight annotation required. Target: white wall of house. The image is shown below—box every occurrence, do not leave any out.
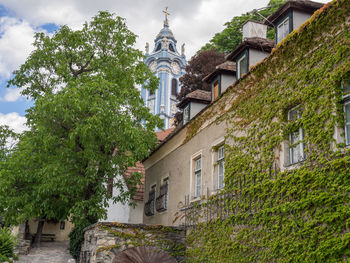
[221,74,236,94]
[249,49,270,68]
[293,10,312,30]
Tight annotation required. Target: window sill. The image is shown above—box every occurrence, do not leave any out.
[284,159,305,170]
[190,197,201,203]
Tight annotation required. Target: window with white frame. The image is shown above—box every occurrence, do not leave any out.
[277,17,290,43]
[288,106,305,164]
[237,54,248,79]
[342,79,350,145]
[194,157,202,198]
[217,146,225,189]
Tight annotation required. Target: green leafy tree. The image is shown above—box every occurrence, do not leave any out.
[200,0,286,53]
[1,11,162,245]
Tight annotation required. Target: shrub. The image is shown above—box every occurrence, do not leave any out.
[69,221,92,260]
[0,228,17,263]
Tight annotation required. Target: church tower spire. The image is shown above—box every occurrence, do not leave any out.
[141,8,187,130]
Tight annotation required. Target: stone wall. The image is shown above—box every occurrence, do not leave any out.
[80,222,185,263]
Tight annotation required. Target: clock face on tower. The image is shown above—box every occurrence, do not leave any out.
[171,61,180,75]
[150,61,157,72]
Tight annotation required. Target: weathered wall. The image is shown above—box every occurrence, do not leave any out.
[80,222,185,263]
[28,219,73,241]
[143,121,226,226]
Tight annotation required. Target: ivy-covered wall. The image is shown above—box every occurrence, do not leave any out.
[186,0,350,262]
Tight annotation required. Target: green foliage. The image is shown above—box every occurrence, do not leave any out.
[200,0,286,53]
[1,11,163,227]
[186,0,350,262]
[0,228,17,263]
[69,220,93,260]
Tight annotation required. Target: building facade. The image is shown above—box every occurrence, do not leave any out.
[141,12,186,130]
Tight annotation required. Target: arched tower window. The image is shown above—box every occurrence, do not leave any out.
[171,79,177,96]
[155,43,161,52]
[169,44,175,52]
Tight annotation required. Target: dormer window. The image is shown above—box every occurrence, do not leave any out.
[183,104,190,125]
[213,80,219,100]
[277,17,290,43]
[237,54,248,79]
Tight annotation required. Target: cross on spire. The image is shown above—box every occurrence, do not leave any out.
[163,7,170,26]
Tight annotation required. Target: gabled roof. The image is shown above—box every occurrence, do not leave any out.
[177,90,211,109]
[203,61,237,83]
[265,0,324,26]
[225,37,275,61]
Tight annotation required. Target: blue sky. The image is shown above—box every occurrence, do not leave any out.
[0,0,329,133]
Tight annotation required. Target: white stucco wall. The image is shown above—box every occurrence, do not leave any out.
[249,49,270,68]
[293,10,312,31]
[190,102,208,120]
[221,74,236,94]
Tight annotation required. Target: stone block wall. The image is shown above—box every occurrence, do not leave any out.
[80,222,185,263]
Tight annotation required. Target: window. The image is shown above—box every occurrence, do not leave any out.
[288,106,305,164]
[183,104,190,125]
[217,146,225,189]
[195,158,202,198]
[342,79,350,145]
[169,44,175,52]
[156,178,168,212]
[213,80,219,100]
[145,184,156,216]
[171,79,177,96]
[149,89,154,96]
[237,55,248,79]
[155,43,161,52]
[277,17,290,43]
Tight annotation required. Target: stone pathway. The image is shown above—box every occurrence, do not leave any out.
[17,241,74,263]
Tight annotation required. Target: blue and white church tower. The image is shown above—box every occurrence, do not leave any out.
[141,8,186,130]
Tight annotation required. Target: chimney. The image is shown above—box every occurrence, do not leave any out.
[242,20,267,40]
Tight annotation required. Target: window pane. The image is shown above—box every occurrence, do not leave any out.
[288,107,302,121]
[195,172,201,197]
[342,79,350,94]
[239,56,247,78]
[183,105,190,124]
[218,146,224,160]
[195,158,201,171]
[345,103,350,123]
[218,161,224,189]
[277,17,289,43]
[346,124,350,145]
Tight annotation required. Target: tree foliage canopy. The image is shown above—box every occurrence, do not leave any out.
[200,0,286,53]
[1,11,162,226]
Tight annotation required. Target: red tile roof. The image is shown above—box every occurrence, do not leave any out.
[156,128,175,142]
[123,162,145,202]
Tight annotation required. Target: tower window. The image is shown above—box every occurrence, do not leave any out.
[169,44,175,52]
[171,79,177,96]
[155,43,161,52]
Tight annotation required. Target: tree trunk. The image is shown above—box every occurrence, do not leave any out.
[33,220,45,247]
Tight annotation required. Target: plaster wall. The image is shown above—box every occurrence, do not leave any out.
[249,49,270,68]
[221,74,236,94]
[293,10,312,30]
[190,102,208,120]
[143,121,226,226]
[28,220,73,241]
[128,200,144,224]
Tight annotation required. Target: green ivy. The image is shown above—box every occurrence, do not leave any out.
[186,0,350,262]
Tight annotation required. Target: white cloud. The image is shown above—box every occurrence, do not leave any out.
[1,88,23,102]
[0,0,331,60]
[0,112,28,133]
[0,17,35,79]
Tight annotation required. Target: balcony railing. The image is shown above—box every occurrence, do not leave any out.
[156,194,167,212]
[144,199,155,216]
